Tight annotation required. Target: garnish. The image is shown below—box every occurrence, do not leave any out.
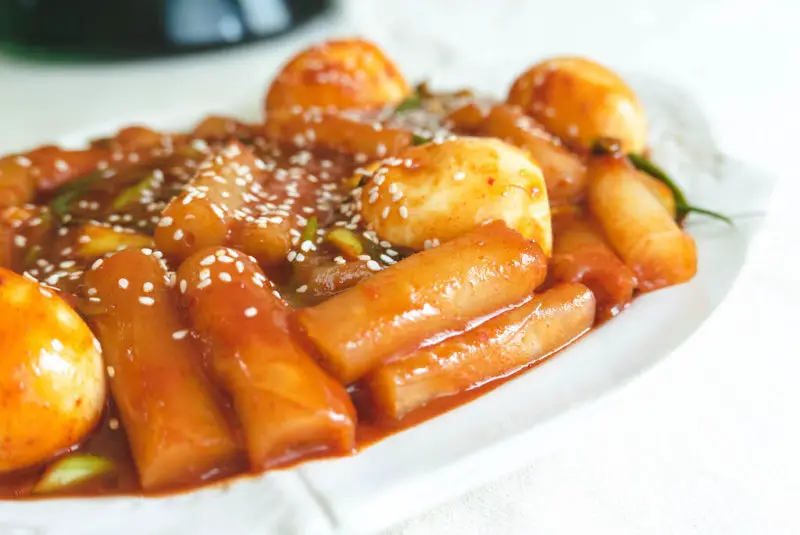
[110,171,160,211]
[300,216,318,244]
[626,154,732,225]
[395,82,430,113]
[412,133,433,145]
[592,139,732,224]
[75,224,154,259]
[50,171,104,216]
[326,228,364,259]
[33,454,115,494]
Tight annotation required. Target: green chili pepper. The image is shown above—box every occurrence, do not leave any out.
[626,153,732,225]
[591,140,732,225]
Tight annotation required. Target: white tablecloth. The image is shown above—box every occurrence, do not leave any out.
[0,1,797,533]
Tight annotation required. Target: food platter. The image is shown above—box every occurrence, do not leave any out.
[0,43,774,535]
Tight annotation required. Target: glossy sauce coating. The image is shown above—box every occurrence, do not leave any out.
[296,222,547,384]
[367,283,596,419]
[178,247,356,469]
[84,249,239,490]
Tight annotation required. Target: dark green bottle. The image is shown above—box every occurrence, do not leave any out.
[0,0,333,59]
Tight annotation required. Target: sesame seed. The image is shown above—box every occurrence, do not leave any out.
[173,229,184,241]
[399,206,409,219]
[13,235,26,247]
[118,278,129,289]
[235,261,245,273]
[143,282,154,292]
[107,366,116,377]
[219,272,232,282]
[287,251,297,262]
[296,253,305,262]
[358,254,372,261]
[138,296,155,306]
[381,206,390,219]
[218,255,234,263]
[51,339,64,352]
[366,260,382,272]
[296,285,308,294]
[454,172,466,181]
[90,259,104,270]
[196,279,211,290]
[14,156,31,167]
[333,256,346,265]
[158,216,173,227]
[179,279,187,293]
[172,329,189,340]
[244,307,258,318]
[109,418,120,430]
[200,255,216,266]
[87,287,98,296]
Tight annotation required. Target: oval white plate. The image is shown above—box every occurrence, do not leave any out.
[0,75,775,535]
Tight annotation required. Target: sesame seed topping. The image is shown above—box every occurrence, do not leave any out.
[179,279,187,293]
[143,282,154,292]
[51,339,64,352]
[244,307,258,318]
[399,206,409,219]
[173,229,184,241]
[107,366,116,377]
[219,272,232,282]
[118,278,129,289]
[13,235,26,247]
[172,329,189,340]
[109,418,120,430]
[200,255,216,266]
[138,296,155,306]
[366,260,382,272]
[454,171,466,181]
[196,279,212,290]
[296,285,308,293]
[91,259,104,270]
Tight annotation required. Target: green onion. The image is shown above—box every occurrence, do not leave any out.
[626,153,733,225]
[326,228,364,259]
[50,171,104,216]
[110,171,159,211]
[412,133,432,146]
[75,224,154,259]
[395,93,422,112]
[33,454,115,494]
[300,216,318,244]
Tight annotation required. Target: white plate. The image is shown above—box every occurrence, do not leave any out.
[0,75,775,535]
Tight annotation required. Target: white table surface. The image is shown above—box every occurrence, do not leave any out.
[1,1,798,534]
